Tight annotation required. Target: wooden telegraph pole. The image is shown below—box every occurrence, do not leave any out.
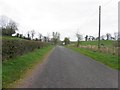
[98,6,101,50]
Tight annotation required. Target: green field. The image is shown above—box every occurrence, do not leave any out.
[82,40,114,46]
[71,40,117,47]
[2,45,53,88]
[2,36,25,40]
[68,40,119,70]
[67,46,119,70]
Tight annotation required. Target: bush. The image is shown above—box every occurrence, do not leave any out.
[2,39,49,61]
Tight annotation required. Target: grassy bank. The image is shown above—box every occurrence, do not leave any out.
[67,46,119,70]
[2,45,53,88]
[2,36,24,40]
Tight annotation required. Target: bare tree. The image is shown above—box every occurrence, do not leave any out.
[38,33,42,41]
[43,36,46,42]
[106,33,111,40]
[31,30,35,39]
[8,20,18,30]
[76,32,83,47]
[0,16,18,36]
[0,15,9,28]
[52,32,60,45]
[85,35,88,41]
[27,31,30,38]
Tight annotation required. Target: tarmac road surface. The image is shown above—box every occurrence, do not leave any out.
[16,46,118,88]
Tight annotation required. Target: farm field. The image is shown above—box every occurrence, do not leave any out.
[71,40,119,56]
[67,40,119,70]
[71,40,117,47]
[80,40,116,47]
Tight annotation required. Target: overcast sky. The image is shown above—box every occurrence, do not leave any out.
[0,0,119,41]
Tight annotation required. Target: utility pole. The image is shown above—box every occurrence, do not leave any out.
[98,6,101,50]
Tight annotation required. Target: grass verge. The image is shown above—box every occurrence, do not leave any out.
[2,45,53,88]
[67,46,119,70]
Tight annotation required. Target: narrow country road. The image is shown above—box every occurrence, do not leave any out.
[16,46,118,88]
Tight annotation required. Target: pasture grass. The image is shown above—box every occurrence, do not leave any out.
[71,40,117,47]
[2,36,24,40]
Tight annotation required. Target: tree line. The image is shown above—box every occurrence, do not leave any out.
[0,15,119,47]
[0,15,61,45]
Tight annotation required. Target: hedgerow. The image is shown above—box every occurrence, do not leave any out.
[2,39,49,61]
